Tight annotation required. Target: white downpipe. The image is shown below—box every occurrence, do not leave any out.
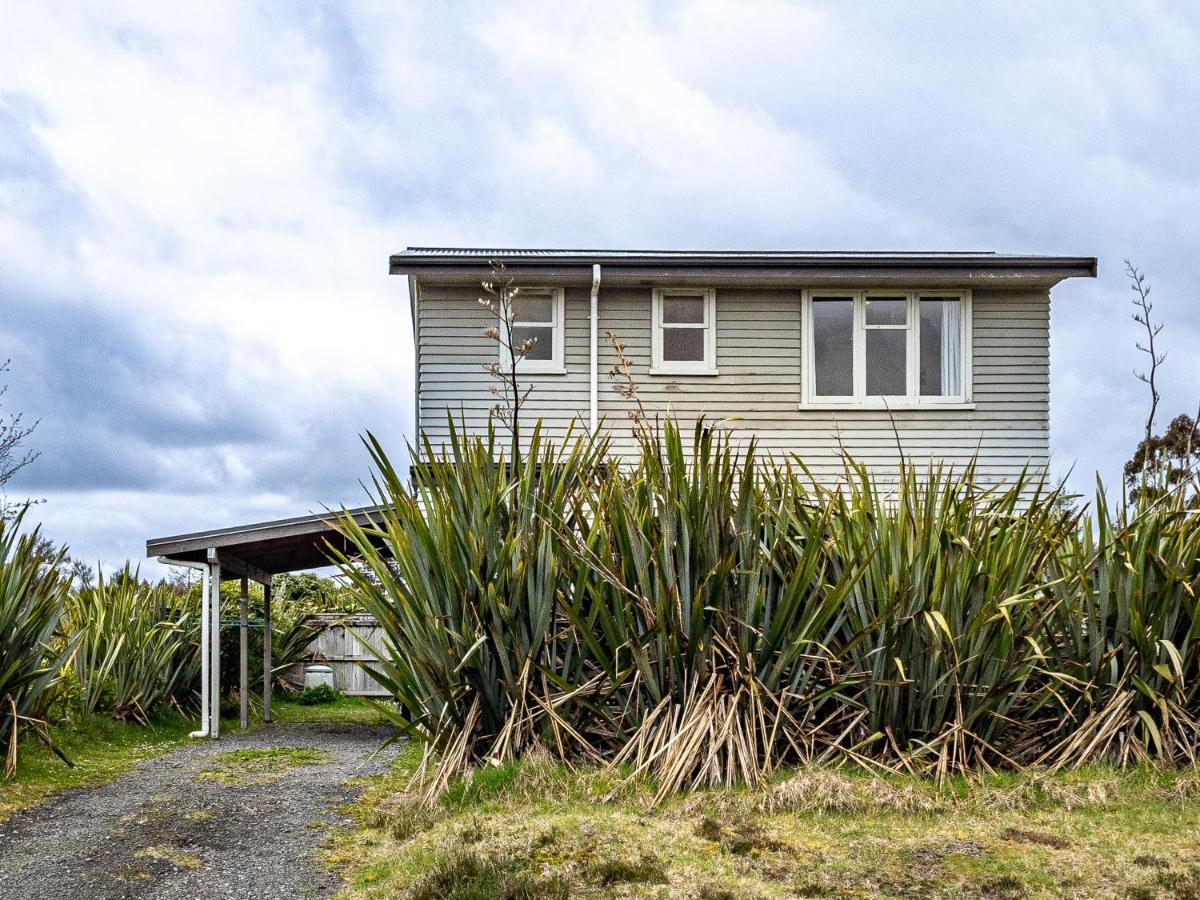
[157,557,211,738]
[589,263,601,433]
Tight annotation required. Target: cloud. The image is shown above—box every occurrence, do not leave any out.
[1,1,1198,574]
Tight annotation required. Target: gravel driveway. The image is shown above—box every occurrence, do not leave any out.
[0,723,397,900]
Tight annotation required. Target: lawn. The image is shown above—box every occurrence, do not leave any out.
[0,695,390,821]
[325,749,1200,899]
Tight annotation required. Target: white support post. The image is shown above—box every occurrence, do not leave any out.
[208,550,222,739]
[156,558,211,738]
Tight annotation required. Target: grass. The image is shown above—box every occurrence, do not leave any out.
[0,712,194,821]
[266,694,395,727]
[196,746,331,785]
[135,844,204,870]
[324,750,1200,899]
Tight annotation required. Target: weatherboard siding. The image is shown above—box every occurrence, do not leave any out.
[416,284,1050,484]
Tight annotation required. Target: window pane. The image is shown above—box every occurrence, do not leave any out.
[865,297,907,326]
[511,325,553,360]
[920,298,961,396]
[511,293,553,323]
[866,329,906,395]
[812,298,853,396]
[662,327,705,362]
[662,295,705,324]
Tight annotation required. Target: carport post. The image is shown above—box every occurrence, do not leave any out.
[207,550,221,740]
[262,577,273,723]
[239,576,249,728]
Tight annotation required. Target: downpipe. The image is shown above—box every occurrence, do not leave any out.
[157,557,211,738]
[589,263,601,433]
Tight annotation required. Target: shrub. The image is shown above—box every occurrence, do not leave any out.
[0,508,73,775]
[332,418,609,793]
[294,683,340,705]
[62,566,198,723]
[1039,480,1200,766]
[332,414,1200,798]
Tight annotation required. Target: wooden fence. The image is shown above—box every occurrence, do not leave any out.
[288,613,391,696]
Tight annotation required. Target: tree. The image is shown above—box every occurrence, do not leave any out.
[1120,262,1198,503]
[1124,412,1200,504]
[0,359,39,504]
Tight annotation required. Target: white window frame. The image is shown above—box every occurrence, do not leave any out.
[650,287,718,376]
[501,286,566,375]
[800,289,972,408]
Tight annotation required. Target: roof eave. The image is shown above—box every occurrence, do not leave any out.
[391,252,1097,283]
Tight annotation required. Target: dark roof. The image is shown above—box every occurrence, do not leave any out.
[390,247,1097,276]
[147,505,385,575]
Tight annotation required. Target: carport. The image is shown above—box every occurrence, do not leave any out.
[146,506,384,739]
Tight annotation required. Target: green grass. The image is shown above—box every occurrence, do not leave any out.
[196,746,331,784]
[324,753,1200,899]
[0,712,194,821]
[266,694,394,727]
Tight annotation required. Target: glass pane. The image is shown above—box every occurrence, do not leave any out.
[812,298,853,396]
[866,329,906,395]
[865,297,907,326]
[511,293,553,324]
[920,298,961,396]
[511,325,553,360]
[662,327,705,362]
[662,295,705,324]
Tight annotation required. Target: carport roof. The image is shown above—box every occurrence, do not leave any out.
[146,505,384,576]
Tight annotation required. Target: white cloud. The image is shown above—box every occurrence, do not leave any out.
[1,1,1198,575]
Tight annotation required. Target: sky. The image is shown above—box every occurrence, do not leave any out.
[0,1,1197,577]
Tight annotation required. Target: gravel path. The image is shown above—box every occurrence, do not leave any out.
[0,723,398,900]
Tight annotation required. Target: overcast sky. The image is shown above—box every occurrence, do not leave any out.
[1,1,1197,576]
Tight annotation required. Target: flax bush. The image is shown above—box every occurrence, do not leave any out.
[1039,481,1200,766]
[63,566,199,723]
[0,508,73,774]
[334,415,1200,797]
[332,419,610,793]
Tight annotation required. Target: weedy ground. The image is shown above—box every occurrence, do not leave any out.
[324,747,1200,899]
[195,746,331,784]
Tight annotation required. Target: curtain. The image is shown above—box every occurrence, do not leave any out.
[941,300,961,396]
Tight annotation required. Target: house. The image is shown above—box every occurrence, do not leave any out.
[391,249,1097,483]
[147,247,1095,738]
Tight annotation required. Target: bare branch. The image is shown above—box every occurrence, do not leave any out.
[1125,259,1163,453]
[0,359,40,494]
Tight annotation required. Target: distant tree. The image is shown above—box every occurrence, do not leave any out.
[0,359,39,512]
[1124,412,1200,504]
[1120,261,1198,502]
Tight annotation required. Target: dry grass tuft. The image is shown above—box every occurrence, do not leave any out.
[368,790,438,840]
[975,774,1117,812]
[761,769,944,815]
[1153,771,1200,802]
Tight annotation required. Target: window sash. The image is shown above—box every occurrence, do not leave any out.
[652,288,717,373]
[803,290,969,404]
[500,288,564,373]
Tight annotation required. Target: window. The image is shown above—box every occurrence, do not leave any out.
[802,290,970,405]
[502,287,565,373]
[651,288,717,375]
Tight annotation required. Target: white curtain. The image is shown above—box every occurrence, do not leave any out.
[941,300,961,396]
